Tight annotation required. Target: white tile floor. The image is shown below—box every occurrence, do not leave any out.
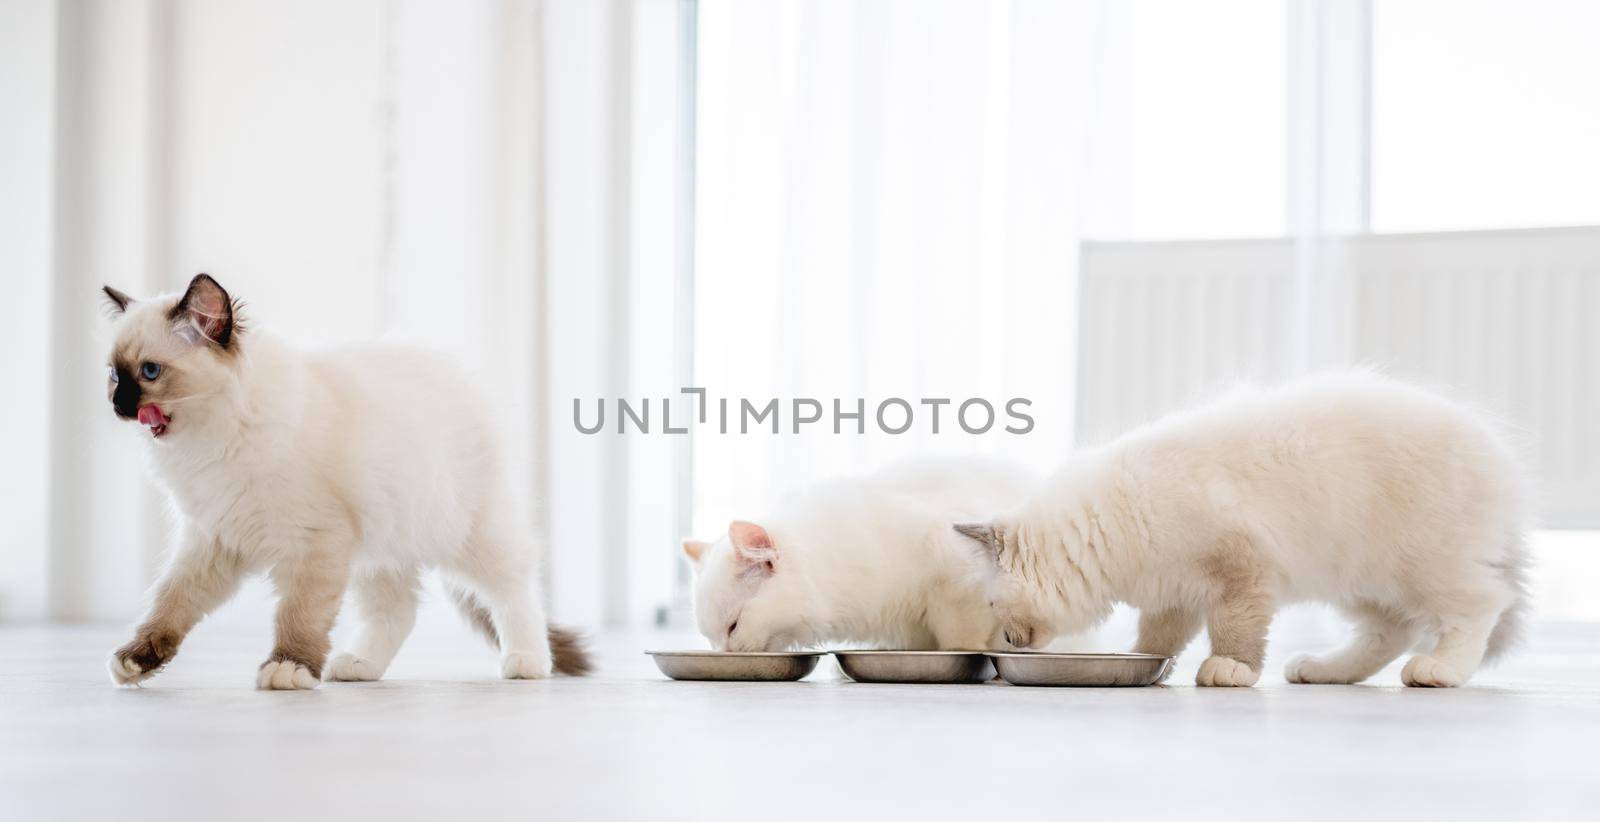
[3,622,1598,821]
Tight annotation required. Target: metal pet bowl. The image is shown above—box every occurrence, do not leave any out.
[988,652,1174,687]
[834,650,995,684]
[646,651,823,682]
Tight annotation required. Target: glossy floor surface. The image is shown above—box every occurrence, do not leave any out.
[3,622,1597,821]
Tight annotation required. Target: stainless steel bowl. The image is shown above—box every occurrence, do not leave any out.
[646,651,822,682]
[989,652,1174,687]
[834,651,995,684]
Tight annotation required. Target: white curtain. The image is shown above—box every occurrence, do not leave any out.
[683,0,1365,644]
[0,0,685,628]
[689,0,1105,535]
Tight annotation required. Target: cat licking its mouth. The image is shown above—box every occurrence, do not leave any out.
[138,404,169,437]
[99,273,591,690]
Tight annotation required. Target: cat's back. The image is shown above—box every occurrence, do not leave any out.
[309,339,478,389]
[1126,369,1509,457]
[287,341,511,556]
[1114,370,1525,528]
[303,340,491,419]
[299,340,504,474]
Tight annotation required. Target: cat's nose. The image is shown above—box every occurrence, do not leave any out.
[112,375,140,419]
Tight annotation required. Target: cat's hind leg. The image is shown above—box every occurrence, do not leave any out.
[448,500,554,679]
[448,486,591,678]
[326,565,422,682]
[1401,589,1509,688]
[1285,600,1416,684]
[471,568,553,680]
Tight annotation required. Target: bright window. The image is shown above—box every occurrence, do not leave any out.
[1083,0,1287,241]
[1372,0,1600,233]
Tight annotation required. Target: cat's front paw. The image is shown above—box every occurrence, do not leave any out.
[108,654,156,686]
[1400,655,1464,688]
[1196,655,1260,687]
[501,650,552,680]
[108,633,177,686]
[325,652,382,682]
[257,659,321,690]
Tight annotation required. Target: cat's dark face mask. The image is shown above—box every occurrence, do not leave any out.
[102,274,238,440]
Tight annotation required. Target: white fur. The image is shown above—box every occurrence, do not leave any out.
[107,292,552,686]
[968,370,1530,687]
[108,656,154,686]
[685,457,1037,651]
[256,660,320,691]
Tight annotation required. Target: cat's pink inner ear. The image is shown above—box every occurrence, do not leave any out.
[729,520,777,564]
[171,274,234,346]
[681,538,709,563]
[187,291,229,341]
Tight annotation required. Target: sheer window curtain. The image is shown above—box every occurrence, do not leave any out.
[690,0,1106,536]
[684,0,1363,642]
[0,0,684,629]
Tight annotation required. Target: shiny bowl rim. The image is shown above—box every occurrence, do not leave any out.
[832,649,993,657]
[644,650,825,658]
[987,651,1173,661]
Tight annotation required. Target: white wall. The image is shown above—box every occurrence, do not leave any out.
[0,0,58,621]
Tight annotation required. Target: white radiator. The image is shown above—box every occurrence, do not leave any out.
[1078,227,1600,527]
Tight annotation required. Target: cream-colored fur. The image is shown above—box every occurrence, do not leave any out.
[102,275,584,689]
[683,457,1038,652]
[958,370,1530,688]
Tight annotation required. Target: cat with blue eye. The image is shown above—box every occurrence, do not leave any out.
[101,274,591,689]
[107,326,193,439]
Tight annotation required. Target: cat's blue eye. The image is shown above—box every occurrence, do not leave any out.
[108,367,118,384]
[139,362,161,380]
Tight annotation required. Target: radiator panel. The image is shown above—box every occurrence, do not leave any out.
[1078,227,1600,527]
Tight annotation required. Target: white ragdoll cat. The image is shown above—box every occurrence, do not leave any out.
[101,274,588,689]
[955,370,1530,688]
[682,457,1037,652]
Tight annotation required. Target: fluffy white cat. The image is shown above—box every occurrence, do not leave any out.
[956,370,1530,688]
[682,457,1037,651]
[101,274,587,689]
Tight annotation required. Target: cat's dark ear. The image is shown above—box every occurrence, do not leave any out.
[954,521,1003,561]
[681,538,710,565]
[169,274,235,347]
[102,285,133,315]
[729,520,777,574]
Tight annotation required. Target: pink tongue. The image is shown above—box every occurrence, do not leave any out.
[137,404,168,428]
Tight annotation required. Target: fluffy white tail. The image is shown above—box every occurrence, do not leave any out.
[1482,538,1532,664]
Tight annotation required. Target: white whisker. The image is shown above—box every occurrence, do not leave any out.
[157,389,221,405]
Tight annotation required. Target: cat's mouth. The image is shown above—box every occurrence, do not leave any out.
[137,404,170,438]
